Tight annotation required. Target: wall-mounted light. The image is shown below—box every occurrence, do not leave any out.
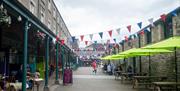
[17,16,22,21]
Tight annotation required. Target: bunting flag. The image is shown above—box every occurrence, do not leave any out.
[94,41,97,44]
[80,35,84,41]
[56,36,59,42]
[108,30,112,37]
[99,32,103,39]
[131,34,135,40]
[72,36,75,42]
[137,22,142,29]
[146,27,151,32]
[60,39,65,45]
[116,28,121,35]
[160,14,166,22]
[89,34,93,40]
[139,30,144,35]
[172,10,177,16]
[127,25,131,32]
[113,38,116,43]
[134,34,137,38]
[124,36,128,41]
[148,18,154,26]
[85,41,88,45]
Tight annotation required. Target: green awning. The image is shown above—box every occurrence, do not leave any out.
[127,48,172,54]
[143,36,180,49]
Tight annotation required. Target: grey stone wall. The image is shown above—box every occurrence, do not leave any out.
[125,12,180,82]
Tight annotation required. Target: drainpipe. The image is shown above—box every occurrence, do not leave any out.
[138,34,142,73]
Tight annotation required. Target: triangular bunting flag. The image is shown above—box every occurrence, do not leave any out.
[116,28,121,35]
[113,38,116,43]
[160,14,166,22]
[137,22,142,29]
[148,18,154,26]
[80,35,84,41]
[146,27,151,32]
[127,25,131,32]
[131,35,135,40]
[56,36,59,42]
[85,41,88,45]
[108,30,113,37]
[133,34,137,39]
[99,32,103,39]
[172,10,177,16]
[60,39,65,45]
[72,36,75,42]
[139,30,144,35]
[89,34,93,40]
[124,36,128,41]
[94,41,97,44]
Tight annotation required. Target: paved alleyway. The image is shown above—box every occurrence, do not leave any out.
[53,67,150,91]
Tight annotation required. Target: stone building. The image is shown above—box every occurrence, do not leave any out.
[0,0,77,90]
[17,0,74,48]
[119,7,180,81]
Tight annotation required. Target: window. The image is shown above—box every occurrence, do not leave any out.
[41,0,45,5]
[48,19,51,29]
[53,21,56,34]
[57,16,59,24]
[30,0,36,14]
[40,6,45,23]
[53,7,56,18]
[48,0,51,11]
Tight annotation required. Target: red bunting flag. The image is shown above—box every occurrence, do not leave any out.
[160,14,166,22]
[85,41,88,45]
[56,36,59,42]
[60,39,65,45]
[139,30,144,35]
[127,25,131,32]
[124,36,128,41]
[108,30,112,37]
[80,35,84,41]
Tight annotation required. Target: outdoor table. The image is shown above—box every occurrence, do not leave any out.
[132,76,168,88]
[121,72,137,83]
[152,82,180,91]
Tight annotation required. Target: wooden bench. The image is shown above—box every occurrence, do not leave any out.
[114,71,122,80]
[132,76,168,89]
[152,82,180,91]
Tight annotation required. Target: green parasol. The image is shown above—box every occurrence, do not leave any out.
[126,48,172,76]
[143,36,180,82]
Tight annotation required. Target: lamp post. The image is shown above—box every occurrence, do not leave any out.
[44,36,50,91]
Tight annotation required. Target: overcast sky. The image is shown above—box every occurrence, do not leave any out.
[54,0,179,47]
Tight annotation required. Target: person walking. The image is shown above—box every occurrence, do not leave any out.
[91,60,97,75]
